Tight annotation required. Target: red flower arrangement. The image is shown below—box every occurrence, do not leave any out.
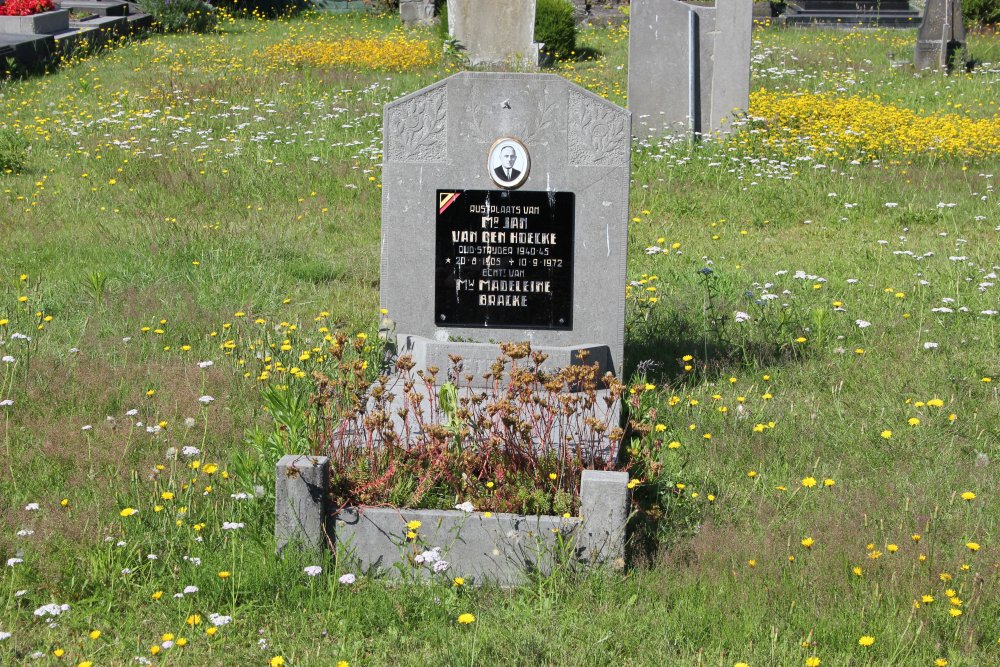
[0,0,56,16]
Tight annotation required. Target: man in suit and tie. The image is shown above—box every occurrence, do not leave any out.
[494,145,521,182]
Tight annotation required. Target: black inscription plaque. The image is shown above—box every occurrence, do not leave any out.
[435,189,574,330]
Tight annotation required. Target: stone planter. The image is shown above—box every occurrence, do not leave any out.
[275,455,629,585]
[0,9,70,35]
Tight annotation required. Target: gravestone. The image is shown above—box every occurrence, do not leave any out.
[381,72,629,392]
[447,0,541,67]
[783,0,919,26]
[400,0,435,26]
[914,0,966,71]
[628,0,752,138]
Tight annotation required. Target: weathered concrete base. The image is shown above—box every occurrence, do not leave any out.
[276,457,629,584]
[275,455,330,555]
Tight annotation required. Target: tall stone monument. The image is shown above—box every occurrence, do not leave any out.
[381,72,629,391]
[914,0,966,71]
[628,0,752,138]
[447,0,541,67]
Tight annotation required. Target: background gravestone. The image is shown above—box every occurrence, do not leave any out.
[628,0,752,138]
[381,72,630,386]
[783,0,919,26]
[447,0,541,67]
[914,0,966,71]
[400,0,435,26]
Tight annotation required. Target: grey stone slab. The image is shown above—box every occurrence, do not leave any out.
[381,72,630,381]
[400,0,435,26]
[333,507,578,585]
[52,26,97,52]
[275,455,329,555]
[710,0,753,133]
[398,334,612,387]
[0,32,55,67]
[579,469,628,566]
[914,0,965,71]
[0,9,70,34]
[57,0,130,17]
[329,469,629,584]
[447,0,539,67]
[71,14,127,29]
[628,0,752,138]
[125,12,153,32]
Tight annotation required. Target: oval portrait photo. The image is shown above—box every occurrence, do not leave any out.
[488,137,530,189]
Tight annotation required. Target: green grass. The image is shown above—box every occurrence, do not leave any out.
[1,12,999,667]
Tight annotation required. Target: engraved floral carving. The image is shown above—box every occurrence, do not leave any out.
[567,91,627,167]
[386,86,447,162]
[465,80,558,147]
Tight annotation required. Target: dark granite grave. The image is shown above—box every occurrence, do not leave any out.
[784,0,920,26]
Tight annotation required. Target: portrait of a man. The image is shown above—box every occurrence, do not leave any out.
[494,146,521,183]
[488,138,530,189]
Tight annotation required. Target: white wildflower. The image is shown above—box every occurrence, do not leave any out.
[33,603,69,617]
[338,573,356,585]
[303,565,323,577]
[454,501,474,513]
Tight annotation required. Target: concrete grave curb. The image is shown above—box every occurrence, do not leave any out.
[275,454,629,584]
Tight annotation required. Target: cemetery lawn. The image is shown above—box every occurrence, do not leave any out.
[1,11,999,667]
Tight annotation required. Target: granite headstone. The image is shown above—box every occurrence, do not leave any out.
[447,0,541,67]
[628,0,752,138]
[381,72,630,387]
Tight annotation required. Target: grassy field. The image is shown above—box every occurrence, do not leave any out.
[1,10,999,666]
